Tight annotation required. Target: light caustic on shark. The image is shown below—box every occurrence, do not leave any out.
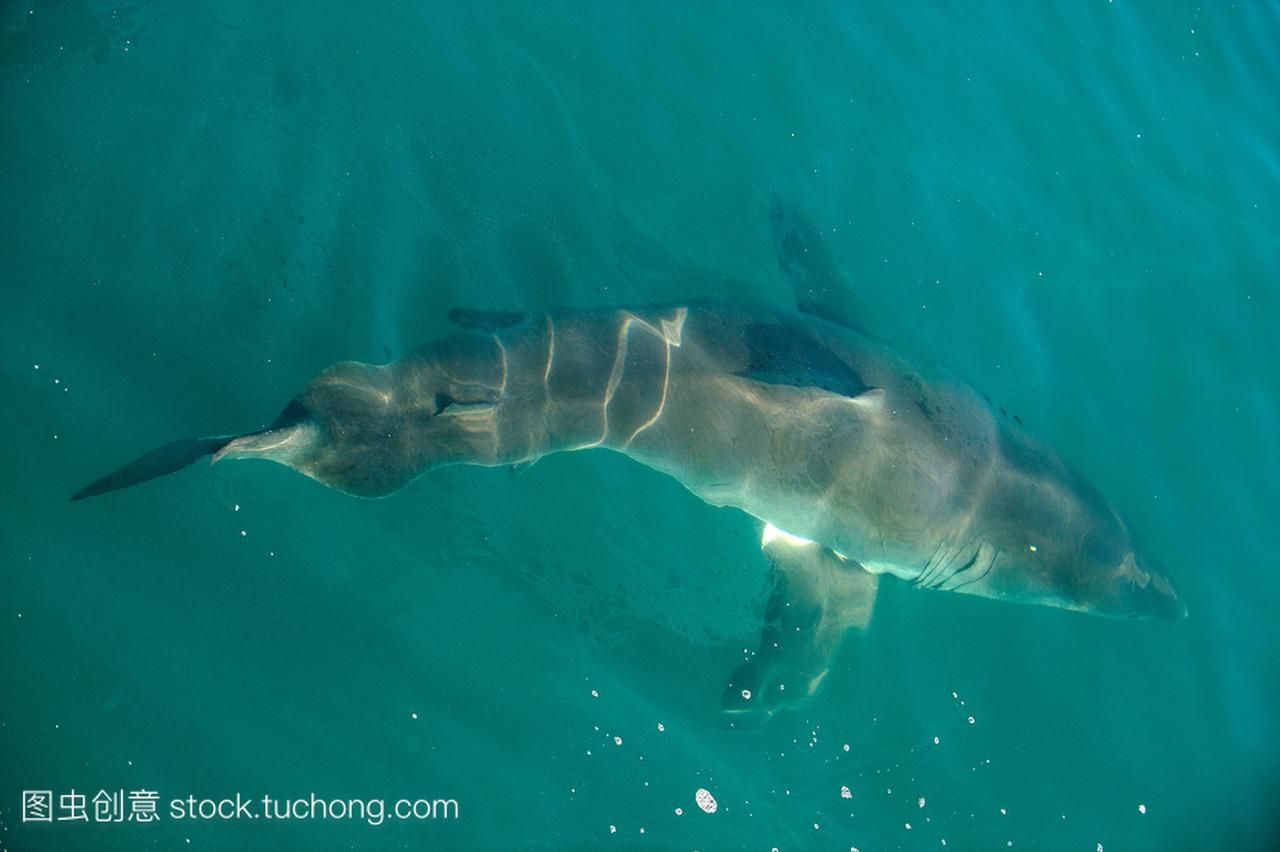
[71,202,1185,721]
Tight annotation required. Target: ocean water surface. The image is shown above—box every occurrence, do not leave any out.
[2,2,1277,850]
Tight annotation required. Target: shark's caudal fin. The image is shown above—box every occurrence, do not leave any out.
[769,197,867,335]
[71,399,311,502]
[723,524,878,722]
[70,436,235,502]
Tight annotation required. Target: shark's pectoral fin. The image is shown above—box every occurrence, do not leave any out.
[769,197,868,336]
[722,524,877,722]
[509,457,539,476]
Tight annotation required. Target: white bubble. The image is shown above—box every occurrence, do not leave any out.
[905,822,912,830]
[590,689,599,698]
[968,716,976,724]
[919,797,926,808]
[841,786,852,799]
[1138,803,1146,814]
[657,722,665,732]
[410,712,417,720]
[695,788,717,814]
[674,807,682,815]
[933,736,940,745]
[613,736,622,746]
[608,825,616,834]
[843,743,850,752]
[741,689,752,701]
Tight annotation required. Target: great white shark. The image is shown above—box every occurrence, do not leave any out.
[72,204,1184,718]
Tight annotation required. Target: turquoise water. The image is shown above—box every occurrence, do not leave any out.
[3,2,1278,850]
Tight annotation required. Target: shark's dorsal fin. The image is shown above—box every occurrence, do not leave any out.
[447,308,527,332]
[735,320,870,398]
[769,198,867,335]
[850,387,885,408]
[722,524,878,722]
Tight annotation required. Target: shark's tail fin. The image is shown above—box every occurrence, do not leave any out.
[722,524,878,723]
[70,436,234,502]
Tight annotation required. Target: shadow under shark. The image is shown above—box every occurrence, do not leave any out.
[72,204,1184,720]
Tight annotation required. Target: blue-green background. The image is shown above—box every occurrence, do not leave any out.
[3,2,1277,850]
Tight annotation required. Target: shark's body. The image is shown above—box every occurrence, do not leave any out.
[73,211,1183,718]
